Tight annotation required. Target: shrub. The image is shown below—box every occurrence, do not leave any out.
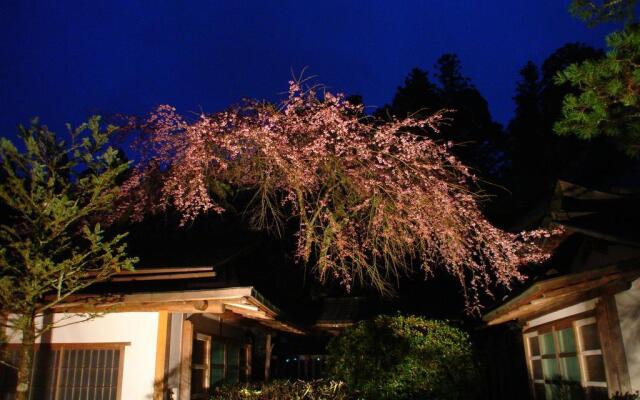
[326,315,479,400]
[612,392,640,400]
[209,379,351,400]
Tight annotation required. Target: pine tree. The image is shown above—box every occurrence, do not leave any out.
[506,43,613,214]
[433,54,505,178]
[0,117,136,400]
[510,61,544,156]
[434,53,472,94]
[569,0,637,27]
[554,25,640,156]
[507,62,550,209]
[555,1,640,156]
[377,57,505,179]
[389,67,441,118]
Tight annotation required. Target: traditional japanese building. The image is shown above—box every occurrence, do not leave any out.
[0,266,305,400]
[484,180,640,399]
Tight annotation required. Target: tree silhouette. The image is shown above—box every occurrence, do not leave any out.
[434,54,505,179]
[376,67,441,119]
[376,55,506,181]
[505,43,630,214]
[435,53,472,94]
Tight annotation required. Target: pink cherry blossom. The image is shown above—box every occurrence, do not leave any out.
[117,81,558,314]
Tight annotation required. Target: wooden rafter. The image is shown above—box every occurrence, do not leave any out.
[484,263,640,325]
[50,286,306,334]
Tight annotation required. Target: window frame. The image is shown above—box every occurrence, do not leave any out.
[209,336,242,386]
[0,342,127,400]
[573,317,606,388]
[191,333,212,396]
[192,333,244,391]
[209,335,227,387]
[523,313,608,400]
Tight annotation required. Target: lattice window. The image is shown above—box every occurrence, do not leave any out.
[525,316,608,400]
[200,336,242,388]
[0,344,124,400]
[191,333,211,398]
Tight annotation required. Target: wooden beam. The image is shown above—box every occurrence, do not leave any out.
[521,332,537,399]
[596,295,632,396]
[538,274,623,300]
[224,304,269,320]
[0,312,7,338]
[264,334,272,383]
[218,310,247,324]
[117,288,250,303]
[179,317,193,400]
[45,285,305,334]
[108,271,216,282]
[153,311,169,400]
[487,280,632,325]
[193,300,208,311]
[58,287,253,305]
[246,296,278,318]
[244,344,253,382]
[56,300,226,314]
[259,320,305,335]
[487,290,589,325]
[484,264,640,323]
[86,266,215,276]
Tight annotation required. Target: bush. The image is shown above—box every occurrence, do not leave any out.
[612,392,640,400]
[326,315,479,400]
[209,379,351,400]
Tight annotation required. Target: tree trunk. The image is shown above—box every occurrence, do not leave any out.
[15,314,35,400]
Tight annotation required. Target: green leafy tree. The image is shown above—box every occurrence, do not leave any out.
[327,315,478,400]
[555,2,640,156]
[0,117,136,400]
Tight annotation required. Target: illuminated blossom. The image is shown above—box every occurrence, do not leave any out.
[118,81,557,313]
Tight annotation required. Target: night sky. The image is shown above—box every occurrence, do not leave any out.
[0,1,617,137]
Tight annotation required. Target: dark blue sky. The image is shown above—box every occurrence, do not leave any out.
[0,1,617,136]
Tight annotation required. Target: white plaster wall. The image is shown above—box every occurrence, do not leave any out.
[616,278,640,393]
[6,312,159,400]
[526,299,597,328]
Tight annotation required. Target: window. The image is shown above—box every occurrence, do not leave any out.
[191,334,211,398]
[525,316,608,400]
[225,343,240,384]
[0,343,124,400]
[195,336,243,389]
[210,340,225,387]
[211,339,241,385]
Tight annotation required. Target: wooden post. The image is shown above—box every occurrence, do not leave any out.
[179,317,193,400]
[595,295,631,396]
[245,344,253,382]
[153,311,169,400]
[264,334,272,383]
[521,330,537,400]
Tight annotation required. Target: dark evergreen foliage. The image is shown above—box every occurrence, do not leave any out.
[327,315,479,400]
[375,54,505,181]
